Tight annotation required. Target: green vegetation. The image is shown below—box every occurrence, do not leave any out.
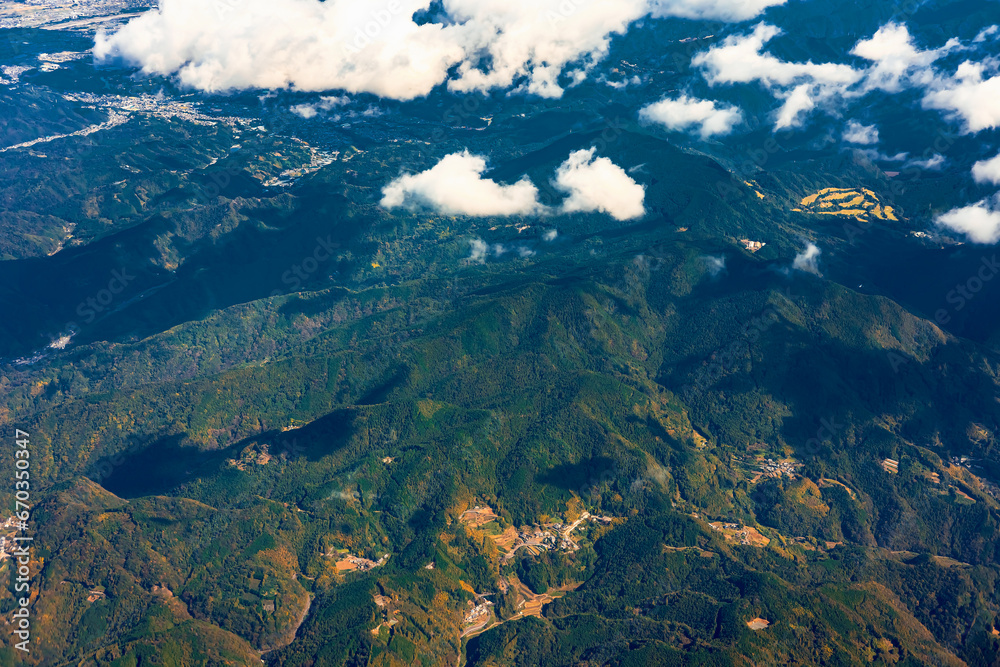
[3,19,1000,664]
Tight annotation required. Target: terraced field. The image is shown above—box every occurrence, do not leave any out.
[794,187,899,222]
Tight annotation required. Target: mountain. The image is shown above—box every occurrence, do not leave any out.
[3,0,1000,665]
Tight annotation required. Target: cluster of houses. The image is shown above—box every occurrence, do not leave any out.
[0,516,24,561]
[501,512,614,563]
[758,459,798,479]
[335,552,390,573]
[708,521,770,547]
[463,598,494,627]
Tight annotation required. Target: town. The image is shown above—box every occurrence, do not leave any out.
[0,0,154,30]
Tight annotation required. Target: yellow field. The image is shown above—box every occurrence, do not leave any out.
[815,209,866,216]
[796,187,899,223]
[459,506,499,527]
[709,522,771,547]
[335,559,358,572]
[490,526,519,551]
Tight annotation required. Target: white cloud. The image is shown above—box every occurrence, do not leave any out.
[649,0,785,21]
[553,149,645,221]
[469,238,489,262]
[692,23,862,129]
[543,229,558,241]
[639,94,743,139]
[851,22,959,93]
[906,153,946,170]
[792,242,821,274]
[382,149,644,220]
[94,0,783,100]
[936,195,1000,244]
[843,121,879,145]
[775,84,817,129]
[602,74,643,90]
[445,0,653,98]
[973,153,1000,185]
[465,239,537,262]
[974,26,999,43]
[856,148,908,163]
[923,61,1000,133]
[96,0,463,99]
[693,24,862,89]
[292,95,351,118]
[698,22,957,119]
[381,151,544,216]
[851,26,1000,133]
[701,254,726,276]
[291,105,320,119]
[692,21,992,133]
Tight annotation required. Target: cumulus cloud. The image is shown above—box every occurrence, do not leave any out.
[96,0,459,99]
[923,61,1000,133]
[639,95,743,139]
[694,24,861,89]
[543,229,558,241]
[973,153,1000,185]
[843,121,879,145]
[792,242,822,275]
[381,151,543,216]
[850,27,1000,133]
[382,150,643,220]
[851,22,959,92]
[553,149,646,221]
[94,0,785,100]
[445,0,653,98]
[692,23,862,129]
[291,95,350,118]
[692,21,988,132]
[291,105,320,119]
[936,195,1000,244]
[649,0,785,21]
